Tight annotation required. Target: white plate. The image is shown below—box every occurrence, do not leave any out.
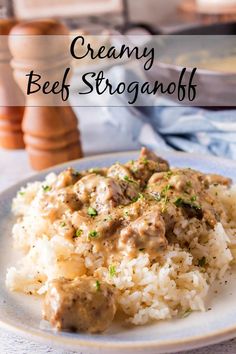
[1,151,236,354]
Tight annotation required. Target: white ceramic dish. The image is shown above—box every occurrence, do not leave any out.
[1,150,236,354]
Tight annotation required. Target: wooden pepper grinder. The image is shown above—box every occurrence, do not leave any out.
[9,19,83,170]
[0,19,25,149]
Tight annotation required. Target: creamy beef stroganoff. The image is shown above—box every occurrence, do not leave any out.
[6,148,236,333]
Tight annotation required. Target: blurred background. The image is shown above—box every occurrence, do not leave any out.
[0,0,236,179]
[1,0,236,33]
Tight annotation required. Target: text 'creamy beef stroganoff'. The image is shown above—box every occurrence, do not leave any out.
[6,148,236,333]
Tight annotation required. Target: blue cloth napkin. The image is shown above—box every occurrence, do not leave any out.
[136,102,236,159]
[72,66,236,159]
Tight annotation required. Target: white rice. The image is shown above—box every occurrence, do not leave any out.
[5,174,236,325]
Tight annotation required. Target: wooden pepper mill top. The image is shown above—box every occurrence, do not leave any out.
[0,18,25,149]
[10,19,68,35]
[9,19,83,170]
[0,18,17,35]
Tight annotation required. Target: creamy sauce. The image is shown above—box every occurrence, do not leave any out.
[41,148,231,333]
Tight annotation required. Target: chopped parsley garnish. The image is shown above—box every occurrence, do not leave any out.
[142,157,148,165]
[75,229,83,237]
[18,191,25,196]
[89,230,99,238]
[42,185,51,192]
[60,222,66,227]
[163,195,169,205]
[130,160,138,172]
[153,184,172,204]
[72,170,80,177]
[109,265,116,277]
[124,175,136,184]
[95,280,101,291]
[174,197,203,219]
[182,308,193,318]
[89,168,99,174]
[124,211,129,216]
[155,185,172,206]
[132,193,144,203]
[87,207,97,217]
[174,197,201,210]
[161,204,168,213]
[165,171,173,179]
[174,197,184,207]
[186,181,192,188]
[190,195,197,202]
[198,256,206,267]
[132,196,139,202]
[161,184,172,194]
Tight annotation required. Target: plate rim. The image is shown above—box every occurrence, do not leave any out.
[1,315,236,352]
[1,149,236,352]
[1,149,236,196]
